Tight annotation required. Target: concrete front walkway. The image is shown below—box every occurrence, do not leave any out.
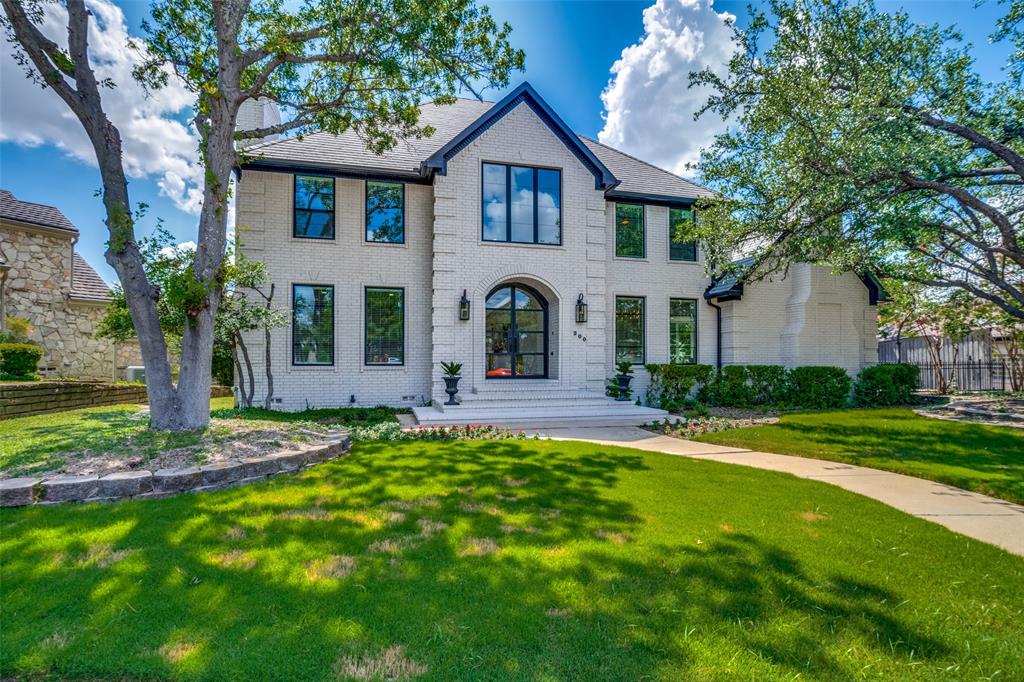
[539,426,1024,557]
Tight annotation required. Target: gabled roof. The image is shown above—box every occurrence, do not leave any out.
[70,252,112,302]
[422,83,617,191]
[244,82,712,202]
[704,257,889,304]
[0,189,78,233]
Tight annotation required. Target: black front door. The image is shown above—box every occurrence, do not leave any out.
[485,285,548,378]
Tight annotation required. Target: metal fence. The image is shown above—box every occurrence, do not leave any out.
[911,361,1013,392]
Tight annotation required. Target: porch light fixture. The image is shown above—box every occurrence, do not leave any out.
[575,293,587,324]
[459,290,471,321]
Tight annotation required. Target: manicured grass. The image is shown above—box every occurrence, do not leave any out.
[0,398,395,476]
[694,408,1024,504]
[2,440,1022,680]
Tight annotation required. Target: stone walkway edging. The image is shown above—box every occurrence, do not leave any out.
[0,433,351,507]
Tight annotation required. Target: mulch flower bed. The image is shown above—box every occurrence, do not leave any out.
[645,416,778,439]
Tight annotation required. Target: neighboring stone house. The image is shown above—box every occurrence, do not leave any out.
[234,82,881,424]
[0,189,140,380]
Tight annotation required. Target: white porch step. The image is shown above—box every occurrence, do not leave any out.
[412,401,668,427]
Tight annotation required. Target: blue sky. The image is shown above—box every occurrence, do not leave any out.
[0,0,1013,284]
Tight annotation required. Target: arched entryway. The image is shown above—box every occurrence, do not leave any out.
[485,284,548,378]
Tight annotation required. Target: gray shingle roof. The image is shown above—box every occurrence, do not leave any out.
[246,93,713,201]
[0,189,78,233]
[70,252,112,302]
[704,257,755,300]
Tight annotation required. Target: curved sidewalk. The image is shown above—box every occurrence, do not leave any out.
[540,425,1024,557]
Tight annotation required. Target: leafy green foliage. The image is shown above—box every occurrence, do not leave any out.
[785,366,852,409]
[692,0,1024,320]
[0,343,43,377]
[701,365,850,409]
[615,361,634,376]
[440,361,463,377]
[853,364,920,406]
[644,363,715,411]
[1,317,32,341]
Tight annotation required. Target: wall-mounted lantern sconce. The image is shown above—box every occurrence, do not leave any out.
[459,290,471,321]
[575,293,587,324]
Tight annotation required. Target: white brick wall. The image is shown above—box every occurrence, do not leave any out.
[235,104,879,410]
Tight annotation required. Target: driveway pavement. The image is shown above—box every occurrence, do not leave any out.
[538,426,1024,557]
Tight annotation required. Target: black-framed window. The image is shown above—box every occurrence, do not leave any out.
[615,203,644,258]
[293,175,335,239]
[615,296,645,365]
[366,181,405,243]
[482,162,561,245]
[292,284,334,365]
[365,287,404,365]
[669,207,697,261]
[669,298,697,364]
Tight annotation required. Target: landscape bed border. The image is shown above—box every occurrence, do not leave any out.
[0,432,350,507]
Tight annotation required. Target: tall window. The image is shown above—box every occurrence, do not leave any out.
[293,175,335,239]
[669,207,697,261]
[615,203,644,258]
[669,298,697,364]
[482,163,561,245]
[365,287,404,365]
[615,296,645,365]
[366,181,405,243]
[292,284,334,365]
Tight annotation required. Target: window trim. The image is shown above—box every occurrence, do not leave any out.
[668,297,698,365]
[480,162,563,246]
[364,286,406,367]
[364,180,407,245]
[614,295,646,366]
[291,283,335,367]
[292,174,336,240]
[668,206,698,263]
[614,202,646,259]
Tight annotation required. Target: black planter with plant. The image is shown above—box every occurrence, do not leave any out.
[441,361,463,406]
[614,361,634,401]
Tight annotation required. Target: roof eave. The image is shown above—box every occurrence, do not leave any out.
[241,159,431,184]
[605,190,703,207]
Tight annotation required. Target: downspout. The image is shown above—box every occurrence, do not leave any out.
[706,298,722,370]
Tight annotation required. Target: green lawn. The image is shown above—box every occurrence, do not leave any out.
[2,440,1022,680]
[694,408,1024,504]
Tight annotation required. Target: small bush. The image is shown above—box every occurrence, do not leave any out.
[853,364,919,406]
[0,342,43,377]
[699,365,786,407]
[645,364,714,410]
[785,366,851,409]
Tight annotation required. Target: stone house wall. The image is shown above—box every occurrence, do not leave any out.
[0,220,138,380]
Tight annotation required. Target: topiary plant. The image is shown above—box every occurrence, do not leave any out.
[0,342,43,378]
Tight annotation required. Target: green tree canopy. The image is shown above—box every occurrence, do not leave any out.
[691,0,1023,320]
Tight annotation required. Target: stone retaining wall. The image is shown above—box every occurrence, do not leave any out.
[0,434,350,507]
[0,381,234,419]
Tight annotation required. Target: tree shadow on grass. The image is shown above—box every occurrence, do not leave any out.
[0,439,987,680]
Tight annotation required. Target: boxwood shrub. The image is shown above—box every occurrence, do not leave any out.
[785,366,852,409]
[644,364,714,411]
[0,342,43,377]
[853,363,919,406]
[699,365,787,408]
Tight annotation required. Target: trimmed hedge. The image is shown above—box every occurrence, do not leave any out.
[785,366,852,409]
[0,342,43,377]
[699,365,787,408]
[644,364,715,411]
[853,363,919,406]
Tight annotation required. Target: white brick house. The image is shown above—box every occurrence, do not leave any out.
[234,83,880,424]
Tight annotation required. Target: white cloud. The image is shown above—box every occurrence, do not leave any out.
[0,0,204,214]
[598,0,736,176]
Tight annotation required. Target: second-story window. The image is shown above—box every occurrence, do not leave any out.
[669,207,697,262]
[482,162,561,245]
[366,181,405,243]
[293,175,335,239]
[615,203,644,258]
